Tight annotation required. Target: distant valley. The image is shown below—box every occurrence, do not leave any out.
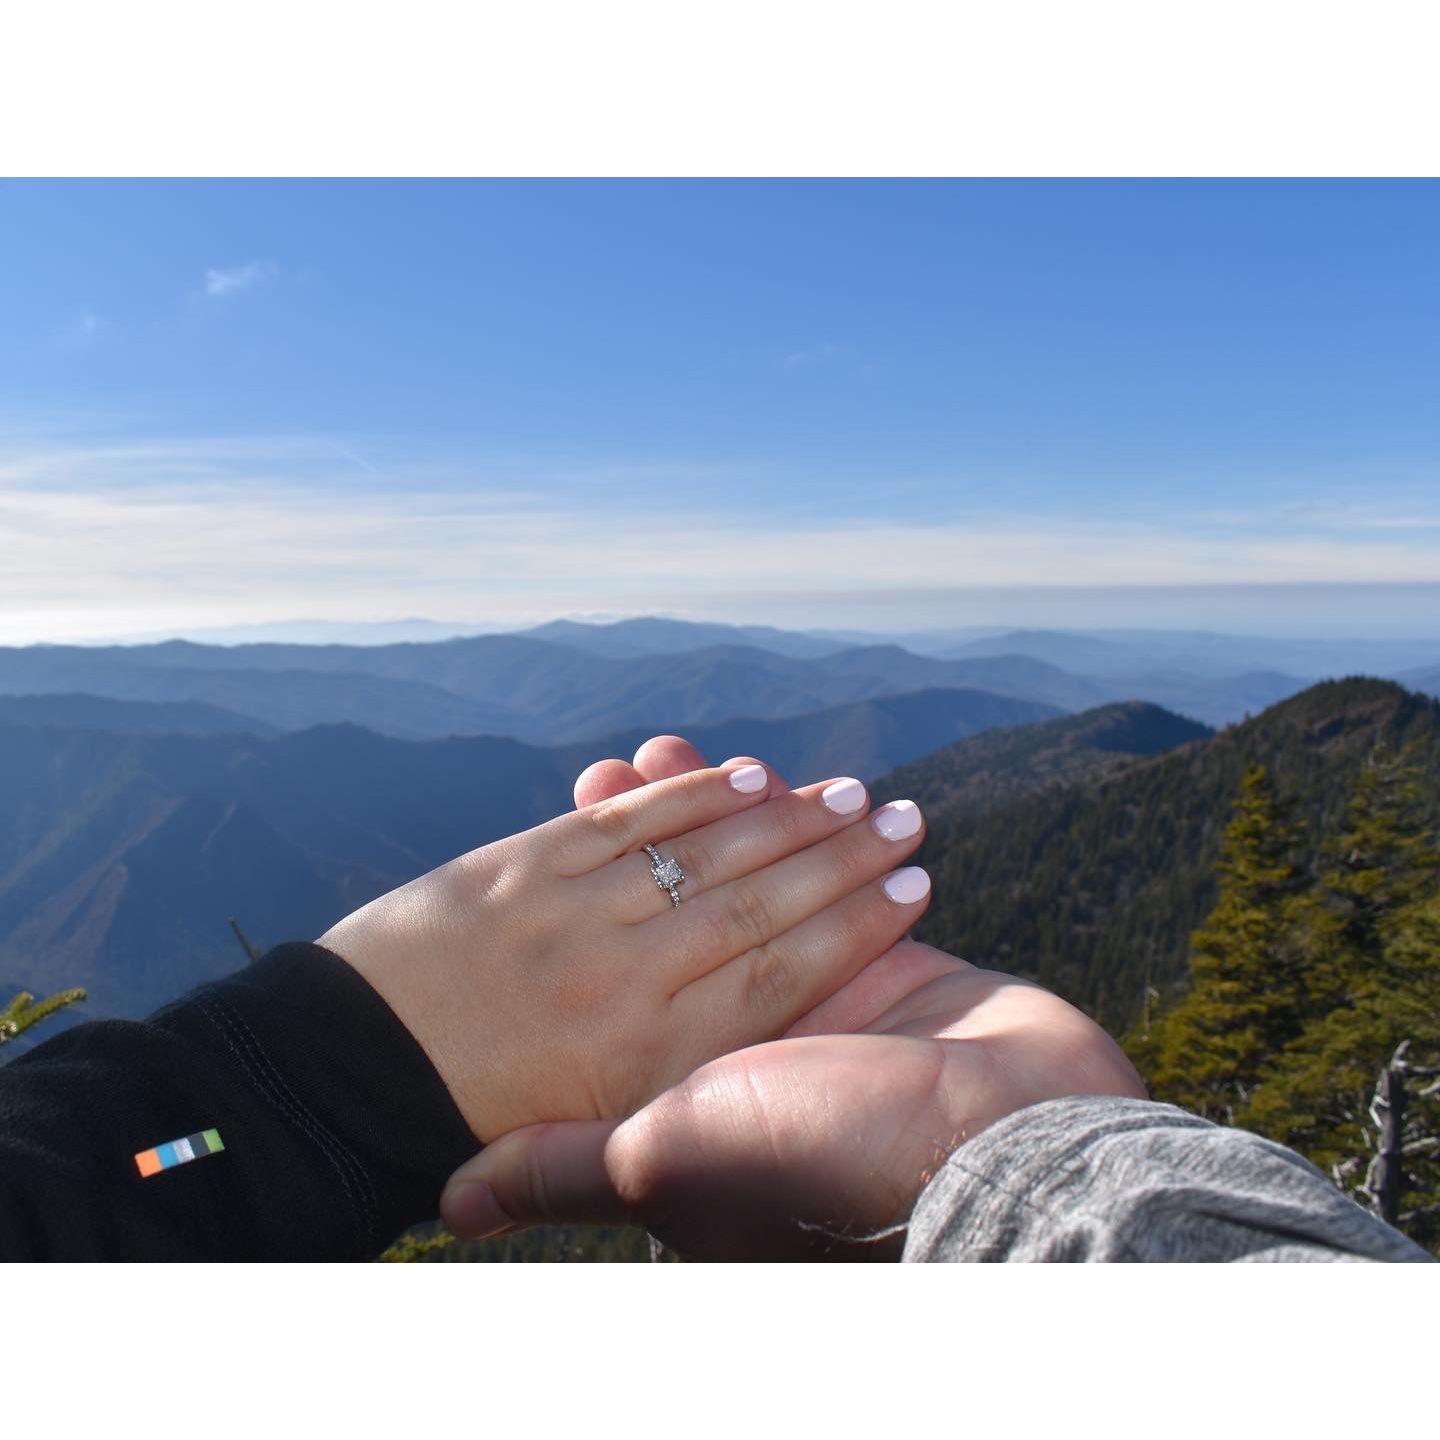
[3,616,1439,1049]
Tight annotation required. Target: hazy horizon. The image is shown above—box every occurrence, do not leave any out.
[10,582,1440,650]
[5,181,1439,648]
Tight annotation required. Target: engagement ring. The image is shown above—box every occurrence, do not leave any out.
[642,843,686,906]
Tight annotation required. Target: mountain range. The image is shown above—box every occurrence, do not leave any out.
[0,684,1055,1027]
[0,633,1112,740]
[8,615,1434,741]
[9,676,1377,1042]
[4,614,1440,1055]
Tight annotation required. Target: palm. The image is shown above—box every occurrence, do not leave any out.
[597,940,1141,1259]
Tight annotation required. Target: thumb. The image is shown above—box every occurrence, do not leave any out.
[440,1118,629,1238]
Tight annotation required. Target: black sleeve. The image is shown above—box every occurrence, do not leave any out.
[0,943,479,1260]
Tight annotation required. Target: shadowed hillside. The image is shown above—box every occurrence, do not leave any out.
[0,686,1052,1022]
[887,679,1440,1032]
[0,693,276,736]
[874,701,1212,818]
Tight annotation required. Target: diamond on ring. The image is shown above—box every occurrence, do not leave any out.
[643,843,686,906]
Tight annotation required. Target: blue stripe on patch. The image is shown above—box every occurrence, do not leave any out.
[155,1142,179,1169]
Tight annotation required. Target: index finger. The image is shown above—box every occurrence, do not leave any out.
[543,760,775,874]
[572,737,794,812]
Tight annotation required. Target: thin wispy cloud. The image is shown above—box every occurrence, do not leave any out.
[202,261,278,298]
[4,432,1440,646]
[783,342,853,368]
[1189,496,1440,534]
[321,438,383,476]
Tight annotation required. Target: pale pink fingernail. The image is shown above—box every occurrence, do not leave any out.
[883,866,931,904]
[728,763,768,794]
[821,777,866,814]
[873,799,922,840]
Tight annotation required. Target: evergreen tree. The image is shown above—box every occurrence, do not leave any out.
[1138,764,1307,1119]
[1293,741,1439,1015]
[1241,746,1440,1245]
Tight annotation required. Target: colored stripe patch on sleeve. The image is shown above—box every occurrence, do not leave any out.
[134,1129,225,1178]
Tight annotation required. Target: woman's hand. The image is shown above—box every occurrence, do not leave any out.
[319,758,932,1142]
[438,739,1145,1259]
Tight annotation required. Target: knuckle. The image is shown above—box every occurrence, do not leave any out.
[586,795,639,847]
[822,901,875,957]
[820,832,889,901]
[458,843,526,908]
[740,941,798,1015]
[724,884,779,951]
[766,794,817,849]
[688,904,739,959]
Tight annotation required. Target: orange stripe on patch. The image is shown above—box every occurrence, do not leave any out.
[135,1149,163,1178]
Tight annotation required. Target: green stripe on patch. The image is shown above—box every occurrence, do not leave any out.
[202,1128,224,1154]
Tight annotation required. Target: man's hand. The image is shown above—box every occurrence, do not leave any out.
[440,738,1145,1260]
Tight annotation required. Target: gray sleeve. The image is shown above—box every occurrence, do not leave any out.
[901,1095,1436,1263]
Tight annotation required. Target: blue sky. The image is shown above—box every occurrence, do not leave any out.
[3,179,1439,642]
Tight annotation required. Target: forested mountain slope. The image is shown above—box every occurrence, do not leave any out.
[884,679,1440,1032]
[875,701,1212,817]
[0,724,578,1018]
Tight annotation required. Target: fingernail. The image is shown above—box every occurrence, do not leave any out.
[821,777,866,814]
[440,1179,514,1239]
[873,799,922,840]
[883,866,931,904]
[728,763,768,794]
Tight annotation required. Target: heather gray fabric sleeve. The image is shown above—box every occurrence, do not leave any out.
[901,1095,1435,1263]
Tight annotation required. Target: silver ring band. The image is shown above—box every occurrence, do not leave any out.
[642,842,686,907]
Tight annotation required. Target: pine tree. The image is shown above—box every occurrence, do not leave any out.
[1295,741,1439,1015]
[1138,764,1307,1119]
[1241,745,1440,1243]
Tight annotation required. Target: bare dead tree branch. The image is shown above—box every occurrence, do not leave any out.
[1360,1043,1411,1227]
[227,916,263,964]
